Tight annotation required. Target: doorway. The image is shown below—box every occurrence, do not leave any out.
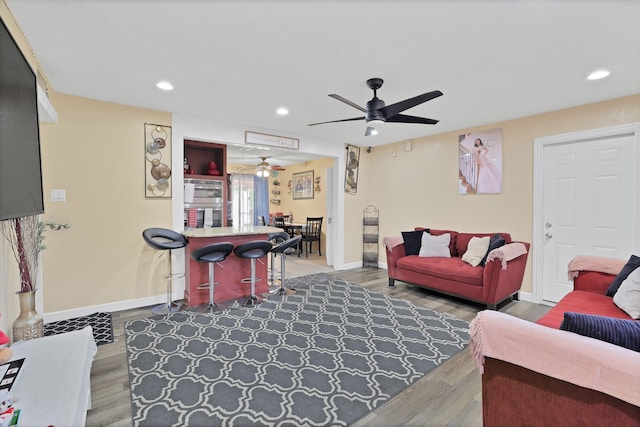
[533,123,640,304]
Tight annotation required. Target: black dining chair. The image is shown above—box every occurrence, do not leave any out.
[300,217,323,257]
[273,216,286,229]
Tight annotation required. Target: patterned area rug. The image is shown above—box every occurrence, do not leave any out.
[44,311,114,345]
[125,273,469,426]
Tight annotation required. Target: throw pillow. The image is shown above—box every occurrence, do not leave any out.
[606,254,640,297]
[480,234,507,266]
[418,233,451,258]
[401,230,427,256]
[613,266,640,319]
[461,236,490,267]
[560,312,640,352]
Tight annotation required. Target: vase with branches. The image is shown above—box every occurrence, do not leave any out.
[1,215,69,341]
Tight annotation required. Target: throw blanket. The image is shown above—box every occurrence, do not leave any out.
[485,242,527,269]
[469,310,640,406]
[383,235,404,250]
[567,255,626,279]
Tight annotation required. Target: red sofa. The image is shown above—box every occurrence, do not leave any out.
[384,229,530,309]
[472,258,640,426]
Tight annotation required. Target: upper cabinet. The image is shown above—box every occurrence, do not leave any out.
[183,139,227,180]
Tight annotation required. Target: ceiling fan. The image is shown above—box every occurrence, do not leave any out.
[308,78,443,136]
[256,157,285,178]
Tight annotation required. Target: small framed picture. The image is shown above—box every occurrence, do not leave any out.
[345,145,360,194]
[292,170,314,200]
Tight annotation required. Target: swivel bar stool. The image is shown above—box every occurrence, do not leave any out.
[270,235,302,296]
[268,231,290,292]
[142,228,188,315]
[233,240,273,307]
[190,242,234,313]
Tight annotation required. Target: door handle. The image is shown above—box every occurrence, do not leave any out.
[545,232,552,239]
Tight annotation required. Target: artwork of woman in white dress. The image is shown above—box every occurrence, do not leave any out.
[458,129,502,194]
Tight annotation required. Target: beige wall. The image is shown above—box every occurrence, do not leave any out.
[37,93,173,312]
[272,157,333,255]
[349,94,640,293]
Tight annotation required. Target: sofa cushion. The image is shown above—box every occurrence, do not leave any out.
[606,254,640,297]
[427,229,459,257]
[462,236,490,267]
[480,234,507,266]
[456,232,511,258]
[560,312,640,352]
[396,256,484,286]
[536,291,632,329]
[401,230,426,256]
[613,266,640,319]
[418,232,451,258]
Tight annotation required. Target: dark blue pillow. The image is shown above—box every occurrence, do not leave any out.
[606,255,640,297]
[480,234,506,266]
[402,230,427,256]
[560,312,640,352]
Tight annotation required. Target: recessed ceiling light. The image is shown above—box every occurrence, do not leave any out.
[156,81,174,91]
[587,70,610,80]
[276,107,289,116]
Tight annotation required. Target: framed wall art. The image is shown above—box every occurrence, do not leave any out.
[144,123,172,198]
[345,145,360,195]
[458,128,503,195]
[292,170,314,200]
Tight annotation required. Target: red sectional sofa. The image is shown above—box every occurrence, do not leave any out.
[384,229,530,309]
[471,257,640,426]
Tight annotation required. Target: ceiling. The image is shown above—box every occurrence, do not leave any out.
[6,1,640,167]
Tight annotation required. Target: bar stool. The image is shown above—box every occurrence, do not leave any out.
[233,240,273,307]
[190,242,234,313]
[270,235,302,296]
[268,231,290,291]
[142,228,188,315]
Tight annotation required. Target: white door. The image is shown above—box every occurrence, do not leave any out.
[534,124,640,304]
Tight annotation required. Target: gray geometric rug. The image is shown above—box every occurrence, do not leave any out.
[125,273,469,426]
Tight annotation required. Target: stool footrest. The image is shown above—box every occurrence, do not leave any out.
[240,277,263,284]
[196,282,219,290]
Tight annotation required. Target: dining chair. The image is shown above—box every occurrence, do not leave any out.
[257,215,266,226]
[273,216,286,229]
[300,217,323,257]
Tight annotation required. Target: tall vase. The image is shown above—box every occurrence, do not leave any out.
[12,290,44,342]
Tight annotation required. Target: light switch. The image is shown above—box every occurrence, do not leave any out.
[51,189,66,202]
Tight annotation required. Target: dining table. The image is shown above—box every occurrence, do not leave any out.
[283,221,306,236]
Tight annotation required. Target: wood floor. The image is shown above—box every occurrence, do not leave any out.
[85,267,550,427]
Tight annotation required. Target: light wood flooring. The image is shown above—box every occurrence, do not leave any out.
[85,266,550,427]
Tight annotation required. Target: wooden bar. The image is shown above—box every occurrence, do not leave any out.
[182,226,281,306]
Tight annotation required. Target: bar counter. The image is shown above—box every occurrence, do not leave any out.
[183,226,282,306]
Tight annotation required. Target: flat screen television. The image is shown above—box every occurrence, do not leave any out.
[0,16,44,221]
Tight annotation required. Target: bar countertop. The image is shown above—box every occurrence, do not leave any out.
[182,225,282,238]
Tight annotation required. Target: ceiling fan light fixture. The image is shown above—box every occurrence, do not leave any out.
[366,119,384,128]
[256,157,272,177]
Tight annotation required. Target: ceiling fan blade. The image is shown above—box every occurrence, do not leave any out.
[385,114,439,125]
[365,126,375,136]
[308,116,365,126]
[329,94,367,112]
[379,90,443,119]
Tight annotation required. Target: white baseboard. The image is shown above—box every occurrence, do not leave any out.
[43,294,166,323]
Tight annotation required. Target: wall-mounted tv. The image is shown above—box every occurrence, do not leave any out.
[0,16,44,221]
